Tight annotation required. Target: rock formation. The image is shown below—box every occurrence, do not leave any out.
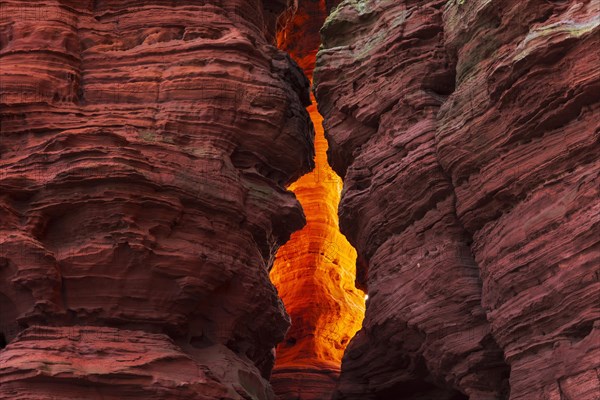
[1,0,598,399]
[0,1,314,399]
[314,0,599,399]
[270,1,365,398]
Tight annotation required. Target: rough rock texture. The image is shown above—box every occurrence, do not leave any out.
[439,2,600,399]
[0,1,314,399]
[270,1,365,398]
[315,0,599,399]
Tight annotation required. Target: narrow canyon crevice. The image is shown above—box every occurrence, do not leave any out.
[270,1,365,398]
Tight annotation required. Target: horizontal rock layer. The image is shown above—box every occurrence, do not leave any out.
[0,326,255,399]
[0,1,314,399]
[315,0,599,399]
[439,1,600,399]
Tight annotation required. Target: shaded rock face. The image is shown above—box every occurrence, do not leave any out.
[0,1,314,399]
[315,1,599,399]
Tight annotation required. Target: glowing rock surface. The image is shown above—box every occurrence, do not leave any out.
[270,1,365,398]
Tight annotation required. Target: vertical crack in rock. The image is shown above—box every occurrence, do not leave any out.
[315,0,599,399]
[0,1,315,399]
[270,1,366,399]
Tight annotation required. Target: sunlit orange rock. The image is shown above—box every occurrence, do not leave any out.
[270,1,365,398]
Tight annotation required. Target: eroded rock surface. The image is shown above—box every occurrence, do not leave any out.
[315,0,599,399]
[0,1,314,399]
[439,2,600,399]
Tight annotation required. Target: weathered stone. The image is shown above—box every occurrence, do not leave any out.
[0,1,314,398]
[314,0,599,399]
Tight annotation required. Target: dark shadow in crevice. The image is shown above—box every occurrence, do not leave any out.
[0,293,19,349]
[376,380,468,400]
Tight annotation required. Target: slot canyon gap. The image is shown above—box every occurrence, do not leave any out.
[270,0,365,398]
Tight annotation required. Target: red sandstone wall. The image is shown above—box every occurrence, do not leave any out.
[315,0,599,399]
[0,1,314,399]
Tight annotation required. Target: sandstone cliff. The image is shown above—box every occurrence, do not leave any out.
[0,1,314,399]
[315,0,599,399]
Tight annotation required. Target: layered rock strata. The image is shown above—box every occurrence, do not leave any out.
[0,1,314,399]
[315,0,599,399]
[270,1,366,398]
